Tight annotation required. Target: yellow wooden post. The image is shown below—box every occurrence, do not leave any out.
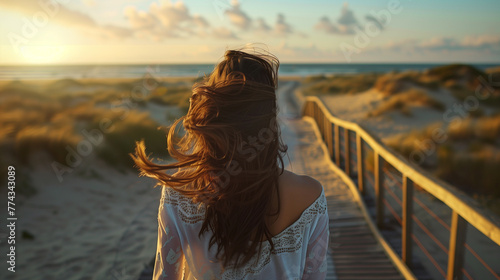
[318,106,322,133]
[447,211,467,280]
[323,114,329,142]
[356,133,364,195]
[402,175,414,267]
[345,129,351,176]
[327,122,334,158]
[320,112,325,140]
[374,152,384,228]
[314,103,318,123]
[334,125,340,166]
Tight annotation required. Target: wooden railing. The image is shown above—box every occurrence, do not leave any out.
[302,96,500,280]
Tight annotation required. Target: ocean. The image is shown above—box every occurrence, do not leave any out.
[0,63,498,80]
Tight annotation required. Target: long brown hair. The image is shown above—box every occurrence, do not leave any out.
[132,48,287,268]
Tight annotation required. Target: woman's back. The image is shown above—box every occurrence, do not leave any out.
[133,48,329,279]
[153,170,329,279]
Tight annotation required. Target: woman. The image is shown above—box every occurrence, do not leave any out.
[132,48,329,279]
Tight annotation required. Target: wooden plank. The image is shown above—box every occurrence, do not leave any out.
[447,211,467,280]
[356,133,364,195]
[402,175,413,267]
[374,152,384,229]
[345,129,351,177]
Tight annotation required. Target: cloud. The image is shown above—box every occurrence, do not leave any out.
[222,2,296,37]
[255,17,271,33]
[211,27,239,39]
[82,0,97,8]
[1,0,132,39]
[124,1,211,39]
[418,37,459,51]
[1,0,300,42]
[459,35,500,50]
[224,0,252,30]
[275,41,333,62]
[369,35,500,54]
[315,17,341,34]
[315,3,360,35]
[337,3,358,26]
[193,15,210,29]
[365,15,384,30]
[0,0,214,41]
[124,6,157,30]
[149,1,191,29]
[275,13,293,36]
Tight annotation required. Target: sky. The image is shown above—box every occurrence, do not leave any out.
[0,0,499,65]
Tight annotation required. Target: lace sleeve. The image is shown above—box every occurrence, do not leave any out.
[302,198,329,280]
[153,200,186,280]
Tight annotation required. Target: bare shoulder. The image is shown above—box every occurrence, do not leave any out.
[267,170,324,235]
[278,170,323,211]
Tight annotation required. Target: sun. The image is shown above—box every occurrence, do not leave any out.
[19,45,65,64]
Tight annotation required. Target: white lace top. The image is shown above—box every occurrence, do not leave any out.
[153,185,329,280]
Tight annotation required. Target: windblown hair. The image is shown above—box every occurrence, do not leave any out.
[132,48,287,269]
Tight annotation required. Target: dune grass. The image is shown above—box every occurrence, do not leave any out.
[372,64,500,109]
[386,114,500,199]
[0,78,187,191]
[368,88,445,117]
[91,111,168,169]
[436,145,500,197]
[425,64,486,83]
[147,85,191,110]
[301,73,380,95]
[373,71,441,96]
[447,114,500,142]
[428,64,500,108]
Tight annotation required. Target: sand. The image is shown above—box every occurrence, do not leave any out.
[313,88,463,140]
[0,152,162,280]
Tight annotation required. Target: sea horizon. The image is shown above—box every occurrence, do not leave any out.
[1,62,498,80]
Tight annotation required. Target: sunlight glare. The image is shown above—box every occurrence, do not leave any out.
[20,45,65,64]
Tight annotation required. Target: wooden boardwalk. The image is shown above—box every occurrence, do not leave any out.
[278,81,405,280]
[280,117,404,280]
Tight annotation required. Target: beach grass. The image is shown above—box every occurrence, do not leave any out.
[301,73,380,95]
[386,114,500,198]
[373,71,441,96]
[0,78,190,189]
[368,88,445,117]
